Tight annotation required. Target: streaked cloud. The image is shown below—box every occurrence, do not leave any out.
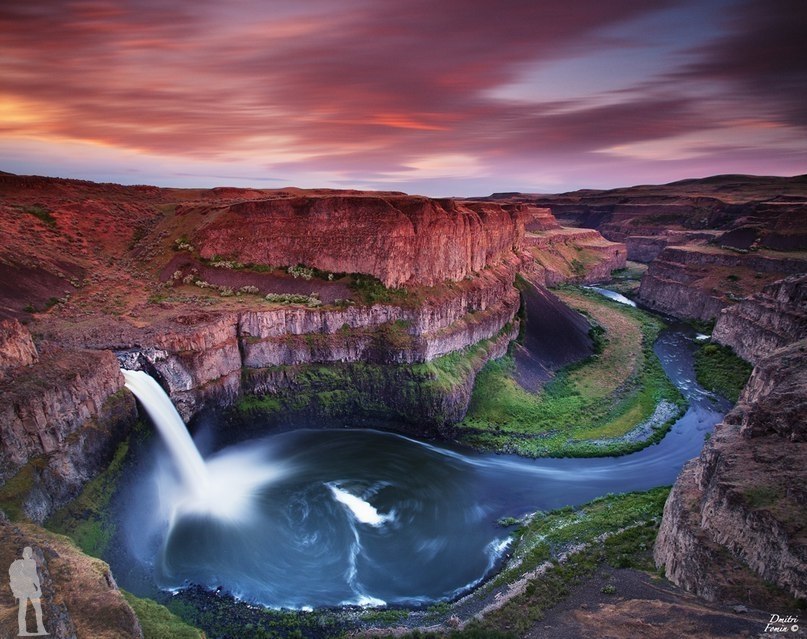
[0,0,804,194]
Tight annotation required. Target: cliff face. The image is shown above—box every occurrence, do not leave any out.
[242,323,518,433]
[115,261,520,420]
[0,349,135,522]
[521,229,626,286]
[191,196,525,287]
[712,275,807,364]
[654,338,807,602]
[636,246,806,321]
[0,319,38,378]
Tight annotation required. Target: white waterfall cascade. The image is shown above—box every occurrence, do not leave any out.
[122,369,210,498]
[121,368,285,520]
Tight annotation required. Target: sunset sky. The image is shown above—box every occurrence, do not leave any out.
[1,0,805,196]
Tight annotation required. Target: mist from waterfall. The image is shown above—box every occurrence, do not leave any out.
[121,369,285,521]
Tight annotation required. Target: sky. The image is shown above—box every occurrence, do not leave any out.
[1,0,806,196]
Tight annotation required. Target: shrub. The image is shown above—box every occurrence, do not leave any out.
[288,264,314,280]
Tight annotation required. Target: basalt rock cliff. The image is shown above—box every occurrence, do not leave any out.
[636,246,805,321]
[654,337,806,602]
[712,274,807,364]
[192,195,525,287]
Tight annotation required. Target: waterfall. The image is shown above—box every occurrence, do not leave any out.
[121,369,210,497]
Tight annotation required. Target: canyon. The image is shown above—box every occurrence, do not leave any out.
[0,173,624,525]
[0,172,805,638]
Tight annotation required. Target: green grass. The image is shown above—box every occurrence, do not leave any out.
[123,592,204,639]
[474,488,670,636]
[455,289,682,456]
[491,487,669,588]
[23,204,57,227]
[350,274,410,304]
[236,395,283,414]
[46,439,130,556]
[694,342,752,403]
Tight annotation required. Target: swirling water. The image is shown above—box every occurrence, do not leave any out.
[109,324,729,609]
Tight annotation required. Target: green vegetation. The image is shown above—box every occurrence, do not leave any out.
[0,459,45,521]
[47,439,130,556]
[23,204,57,227]
[491,487,669,589]
[236,395,283,414]
[287,264,315,280]
[123,592,204,639]
[455,289,682,456]
[742,484,782,509]
[694,342,752,403]
[361,608,410,624]
[264,292,322,307]
[472,488,669,636]
[350,274,410,304]
[165,593,343,639]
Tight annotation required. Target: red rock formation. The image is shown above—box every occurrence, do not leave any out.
[0,319,38,378]
[637,246,806,321]
[191,196,525,287]
[521,228,626,286]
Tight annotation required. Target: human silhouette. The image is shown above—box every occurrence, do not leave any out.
[8,546,48,636]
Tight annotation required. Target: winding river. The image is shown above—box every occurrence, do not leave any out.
[106,308,729,609]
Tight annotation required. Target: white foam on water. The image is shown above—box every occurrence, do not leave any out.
[326,483,395,527]
[583,286,637,307]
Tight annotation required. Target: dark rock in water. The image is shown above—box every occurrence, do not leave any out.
[513,280,593,391]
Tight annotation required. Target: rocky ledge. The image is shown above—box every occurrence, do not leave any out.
[636,246,806,321]
[654,338,807,602]
[712,274,807,364]
[0,516,142,638]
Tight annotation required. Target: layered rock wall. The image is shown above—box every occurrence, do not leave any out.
[191,196,525,287]
[655,339,807,601]
[0,351,136,521]
[712,275,807,364]
[637,246,806,321]
[117,264,520,419]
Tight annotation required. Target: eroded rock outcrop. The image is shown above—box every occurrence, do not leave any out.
[0,319,38,378]
[655,339,807,601]
[637,246,806,321]
[712,275,807,364]
[521,228,626,286]
[190,196,525,287]
[0,351,135,522]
